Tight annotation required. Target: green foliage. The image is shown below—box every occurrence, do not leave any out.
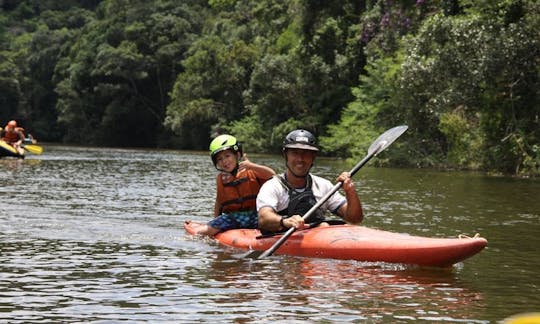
[225,116,308,153]
[244,54,304,129]
[1,0,538,176]
[223,115,271,152]
[52,0,208,146]
[92,41,147,80]
[165,34,259,148]
[438,109,482,168]
[0,51,22,122]
[320,52,403,162]
[164,98,218,148]
[208,0,237,10]
[269,118,309,151]
[397,1,540,175]
[275,22,301,53]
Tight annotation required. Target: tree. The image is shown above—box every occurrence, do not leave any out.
[398,0,539,175]
[0,51,22,123]
[54,0,208,146]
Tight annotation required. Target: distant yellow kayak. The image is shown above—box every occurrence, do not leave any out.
[22,143,43,154]
[503,313,540,324]
[0,140,25,159]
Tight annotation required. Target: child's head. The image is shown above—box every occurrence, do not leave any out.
[209,134,242,172]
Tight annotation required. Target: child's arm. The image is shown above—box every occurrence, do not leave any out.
[239,154,275,180]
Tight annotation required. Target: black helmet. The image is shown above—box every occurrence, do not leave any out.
[283,129,319,152]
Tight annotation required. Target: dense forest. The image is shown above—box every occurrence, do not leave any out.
[1,0,538,176]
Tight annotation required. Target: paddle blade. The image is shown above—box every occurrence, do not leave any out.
[23,144,43,154]
[368,125,408,156]
[243,249,264,259]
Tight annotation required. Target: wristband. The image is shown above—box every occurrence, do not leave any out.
[280,217,286,228]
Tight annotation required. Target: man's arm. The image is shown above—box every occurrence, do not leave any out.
[259,207,305,232]
[336,172,363,224]
[258,207,283,232]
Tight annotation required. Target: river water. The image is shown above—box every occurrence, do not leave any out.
[1,145,539,323]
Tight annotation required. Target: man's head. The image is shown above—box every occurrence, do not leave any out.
[5,120,17,130]
[282,129,318,178]
[282,129,319,152]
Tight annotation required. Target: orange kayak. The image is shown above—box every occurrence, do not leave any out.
[184,222,487,267]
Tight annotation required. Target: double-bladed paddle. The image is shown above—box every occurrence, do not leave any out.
[22,144,43,155]
[246,125,408,259]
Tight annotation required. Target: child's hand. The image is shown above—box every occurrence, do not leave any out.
[238,153,252,171]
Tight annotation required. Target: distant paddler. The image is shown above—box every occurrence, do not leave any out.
[0,120,42,155]
[1,120,25,156]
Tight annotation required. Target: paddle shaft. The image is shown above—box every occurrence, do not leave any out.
[256,142,384,259]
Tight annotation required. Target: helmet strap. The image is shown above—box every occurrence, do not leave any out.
[215,164,239,176]
[230,152,242,176]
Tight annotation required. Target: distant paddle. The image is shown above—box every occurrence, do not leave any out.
[246,125,408,259]
[22,144,43,155]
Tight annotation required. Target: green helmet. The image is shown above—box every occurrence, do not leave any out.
[209,134,241,166]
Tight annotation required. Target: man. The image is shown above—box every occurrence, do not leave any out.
[1,120,25,155]
[257,129,363,233]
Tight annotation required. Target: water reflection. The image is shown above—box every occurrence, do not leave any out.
[190,252,487,323]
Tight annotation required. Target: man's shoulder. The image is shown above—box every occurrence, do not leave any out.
[260,175,285,190]
[261,174,281,185]
[309,174,332,186]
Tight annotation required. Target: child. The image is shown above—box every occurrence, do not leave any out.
[186,134,275,236]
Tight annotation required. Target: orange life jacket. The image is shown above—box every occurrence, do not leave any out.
[2,128,23,144]
[216,169,266,214]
